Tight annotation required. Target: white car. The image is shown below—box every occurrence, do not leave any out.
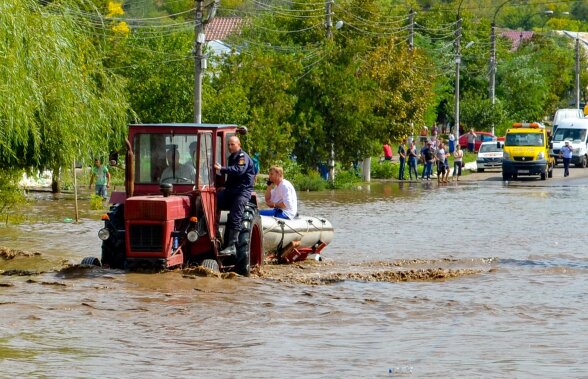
[476,141,504,172]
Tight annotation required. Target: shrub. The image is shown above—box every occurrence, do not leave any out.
[370,158,397,179]
[328,168,362,189]
[89,194,108,210]
[293,170,327,191]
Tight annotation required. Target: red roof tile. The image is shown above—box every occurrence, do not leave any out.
[500,30,534,51]
[205,17,244,41]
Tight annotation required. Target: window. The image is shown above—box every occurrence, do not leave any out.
[554,128,586,143]
[134,134,197,184]
[198,133,213,187]
[505,133,544,147]
[216,134,223,167]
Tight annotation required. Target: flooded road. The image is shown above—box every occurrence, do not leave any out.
[2,170,588,377]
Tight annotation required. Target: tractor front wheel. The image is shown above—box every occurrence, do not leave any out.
[81,256,101,267]
[201,259,220,273]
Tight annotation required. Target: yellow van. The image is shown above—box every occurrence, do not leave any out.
[502,122,554,180]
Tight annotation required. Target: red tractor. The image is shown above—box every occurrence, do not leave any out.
[82,123,264,276]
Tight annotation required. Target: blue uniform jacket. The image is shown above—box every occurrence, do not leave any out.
[221,149,256,195]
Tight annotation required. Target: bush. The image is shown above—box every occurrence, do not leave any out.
[370,158,396,179]
[329,168,362,189]
[89,194,108,210]
[292,170,327,191]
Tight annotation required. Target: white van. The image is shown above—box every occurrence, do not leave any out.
[550,118,588,167]
[553,108,583,133]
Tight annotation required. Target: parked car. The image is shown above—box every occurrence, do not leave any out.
[458,131,497,152]
[476,141,504,172]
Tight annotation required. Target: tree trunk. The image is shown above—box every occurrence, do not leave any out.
[51,167,61,193]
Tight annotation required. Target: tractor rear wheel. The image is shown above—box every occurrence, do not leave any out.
[235,206,263,276]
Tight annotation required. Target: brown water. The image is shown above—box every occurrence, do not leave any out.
[2,177,588,378]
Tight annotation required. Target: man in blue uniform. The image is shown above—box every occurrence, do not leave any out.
[214,136,256,255]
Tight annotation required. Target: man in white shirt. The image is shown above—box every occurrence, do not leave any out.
[260,166,298,219]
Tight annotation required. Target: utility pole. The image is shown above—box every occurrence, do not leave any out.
[408,9,415,51]
[193,0,219,123]
[489,22,496,103]
[325,0,335,182]
[575,33,580,109]
[489,21,496,136]
[454,17,462,143]
[325,0,332,39]
[194,0,204,123]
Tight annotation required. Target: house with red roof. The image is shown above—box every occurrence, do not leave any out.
[205,17,244,57]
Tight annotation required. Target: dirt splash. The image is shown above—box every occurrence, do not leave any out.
[0,247,41,260]
[1,246,493,285]
[254,260,486,285]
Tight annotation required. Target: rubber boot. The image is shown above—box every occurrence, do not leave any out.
[220,228,239,256]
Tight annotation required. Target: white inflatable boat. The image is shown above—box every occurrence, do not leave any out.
[261,214,334,262]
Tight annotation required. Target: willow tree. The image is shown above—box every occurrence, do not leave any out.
[0,0,128,191]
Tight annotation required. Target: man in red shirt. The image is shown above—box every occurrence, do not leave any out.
[383,142,393,161]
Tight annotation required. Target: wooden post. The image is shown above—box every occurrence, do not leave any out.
[73,161,79,223]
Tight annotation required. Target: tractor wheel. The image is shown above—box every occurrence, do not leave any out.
[81,256,101,267]
[235,206,263,276]
[201,259,220,273]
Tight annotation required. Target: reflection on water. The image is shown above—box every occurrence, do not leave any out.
[2,179,588,377]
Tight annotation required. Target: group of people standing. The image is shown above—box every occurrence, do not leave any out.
[395,132,464,183]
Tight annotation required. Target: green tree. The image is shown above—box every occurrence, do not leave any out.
[460,93,507,132]
[0,0,128,191]
[497,34,577,122]
[571,0,588,21]
[208,47,300,166]
[112,28,195,123]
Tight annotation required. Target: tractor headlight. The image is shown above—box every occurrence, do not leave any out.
[98,228,110,241]
[187,230,199,242]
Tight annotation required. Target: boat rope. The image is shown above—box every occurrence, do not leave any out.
[306,219,322,231]
[282,221,305,236]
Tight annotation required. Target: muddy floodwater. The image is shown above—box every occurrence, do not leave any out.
[2,171,588,378]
